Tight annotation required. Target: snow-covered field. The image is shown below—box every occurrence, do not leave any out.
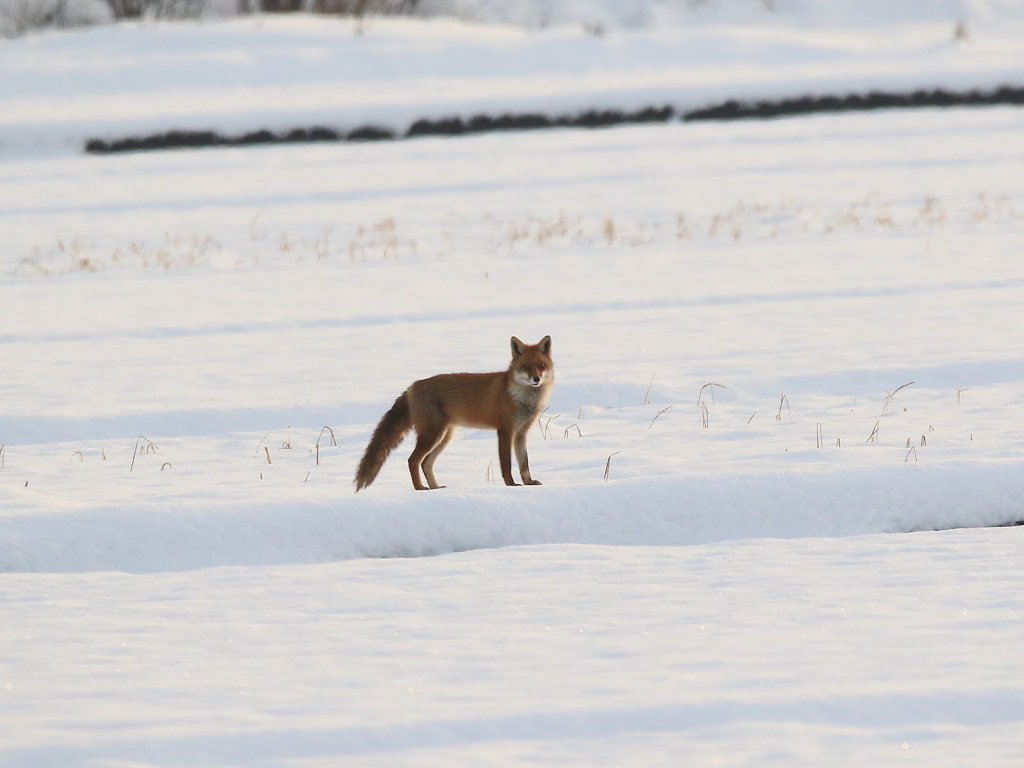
[3,9,1024,766]
[3,533,1024,766]
[3,9,1024,159]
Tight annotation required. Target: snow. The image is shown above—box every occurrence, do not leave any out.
[3,105,1024,572]
[418,0,1024,29]
[3,9,1024,765]
[3,11,1024,159]
[3,534,1024,765]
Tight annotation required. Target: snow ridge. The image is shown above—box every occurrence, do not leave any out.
[3,462,1021,573]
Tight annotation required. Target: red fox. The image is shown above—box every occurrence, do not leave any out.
[354,336,553,491]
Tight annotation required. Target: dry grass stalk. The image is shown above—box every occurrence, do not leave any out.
[956,386,970,404]
[0,445,4,472]
[914,196,947,228]
[316,226,333,260]
[71,451,83,462]
[648,407,672,430]
[866,421,880,443]
[537,407,550,438]
[304,471,310,482]
[747,411,756,425]
[697,383,726,405]
[249,215,264,242]
[644,373,656,405]
[882,381,914,415]
[317,426,338,447]
[816,423,823,449]
[130,435,157,472]
[161,463,172,471]
[564,424,583,438]
[486,462,493,482]
[313,425,336,466]
[255,431,270,457]
[602,217,616,245]
[776,393,791,421]
[376,218,398,258]
[264,447,273,465]
[700,402,709,428]
[604,451,622,482]
[905,447,918,462]
[921,435,927,447]
[836,438,842,447]
[675,212,690,240]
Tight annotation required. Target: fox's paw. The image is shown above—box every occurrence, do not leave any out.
[524,480,543,486]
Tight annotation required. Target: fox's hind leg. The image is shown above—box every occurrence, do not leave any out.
[407,424,447,491]
[422,427,455,490]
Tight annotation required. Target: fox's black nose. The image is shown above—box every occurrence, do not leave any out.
[532,376,540,384]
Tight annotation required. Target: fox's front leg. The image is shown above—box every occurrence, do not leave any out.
[514,429,541,485]
[497,427,519,486]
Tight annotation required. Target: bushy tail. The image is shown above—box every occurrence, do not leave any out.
[354,391,412,492]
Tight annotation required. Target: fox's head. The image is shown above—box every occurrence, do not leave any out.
[510,335,553,389]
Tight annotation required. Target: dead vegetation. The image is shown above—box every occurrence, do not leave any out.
[12,192,1021,278]
[347,218,417,261]
[603,451,621,481]
[129,435,158,472]
[881,381,914,416]
[15,232,221,275]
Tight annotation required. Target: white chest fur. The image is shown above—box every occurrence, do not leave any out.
[508,380,551,428]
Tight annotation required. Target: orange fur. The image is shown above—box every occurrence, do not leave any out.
[354,336,553,491]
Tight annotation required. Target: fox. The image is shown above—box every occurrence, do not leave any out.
[354,335,554,492]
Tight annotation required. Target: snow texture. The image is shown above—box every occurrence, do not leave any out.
[2,535,1024,765]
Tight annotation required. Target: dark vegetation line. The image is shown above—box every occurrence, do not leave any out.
[683,85,1024,121]
[84,106,674,154]
[84,86,1024,155]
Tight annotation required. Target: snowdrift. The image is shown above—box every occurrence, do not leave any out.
[2,461,1020,573]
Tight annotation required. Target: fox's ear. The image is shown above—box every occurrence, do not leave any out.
[538,335,552,355]
[510,336,524,358]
